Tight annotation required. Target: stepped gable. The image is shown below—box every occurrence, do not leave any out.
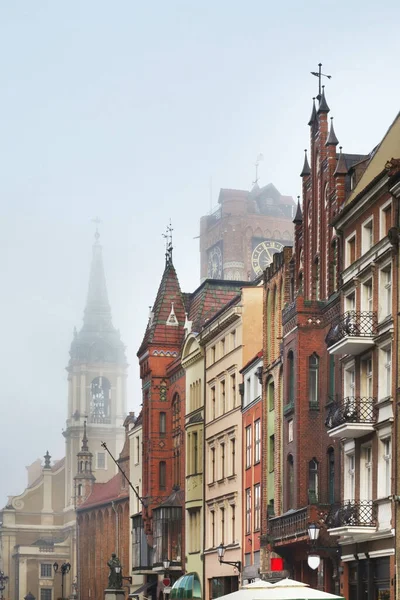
[137,262,186,356]
[187,279,246,333]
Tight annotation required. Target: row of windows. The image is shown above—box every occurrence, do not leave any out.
[345,437,391,500]
[209,438,236,483]
[209,504,236,548]
[285,450,336,509]
[189,379,202,412]
[245,420,261,468]
[344,262,392,321]
[286,351,335,408]
[344,346,392,400]
[209,374,237,420]
[345,201,392,267]
[245,483,261,533]
[243,369,262,407]
[209,330,237,365]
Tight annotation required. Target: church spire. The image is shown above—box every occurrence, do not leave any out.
[83,229,113,332]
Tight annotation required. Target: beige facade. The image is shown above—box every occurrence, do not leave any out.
[181,334,205,590]
[128,415,144,593]
[200,285,263,600]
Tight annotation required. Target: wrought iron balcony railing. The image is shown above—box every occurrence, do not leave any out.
[325,310,377,348]
[268,507,308,541]
[325,396,377,429]
[326,500,377,529]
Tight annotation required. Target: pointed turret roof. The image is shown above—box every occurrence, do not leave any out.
[326,117,339,146]
[308,98,317,126]
[79,421,89,454]
[318,86,330,113]
[137,260,187,357]
[293,196,303,224]
[300,150,311,177]
[69,233,126,365]
[334,147,348,176]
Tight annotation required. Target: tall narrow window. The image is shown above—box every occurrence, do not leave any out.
[287,351,294,405]
[254,420,261,463]
[220,507,225,544]
[220,443,225,480]
[269,435,275,472]
[328,448,335,504]
[331,240,338,293]
[288,455,294,509]
[221,380,226,414]
[159,412,166,436]
[230,438,236,476]
[267,377,275,411]
[230,373,236,408]
[309,354,319,407]
[254,484,261,531]
[172,394,181,487]
[159,461,166,490]
[308,459,319,502]
[380,264,392,320]
[211,447,216,483]
[231,505,236,543]
[346,453,355,500]
[231,330,236,349]
[383,438,392,497]
[246,488,252,534]
[245,426,252,468]
[382,203,392,238]
[328,355,335,400]
[211,510,215,547]
[193,432,198,474]
[211,386,216,420]
[315,259,320,301]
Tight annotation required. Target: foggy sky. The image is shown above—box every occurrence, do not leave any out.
[1,0,400,505]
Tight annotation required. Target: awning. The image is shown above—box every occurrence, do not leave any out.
[170,573,201,600]
[128,581,156,597]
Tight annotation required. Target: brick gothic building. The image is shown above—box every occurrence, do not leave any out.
[263,88,368,592]
[77,414,135,600]
[134,243,245,600]
[200,184,295,282]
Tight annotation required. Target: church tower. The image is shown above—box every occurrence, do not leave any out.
[73,421,96,507]
[64,231,127,509]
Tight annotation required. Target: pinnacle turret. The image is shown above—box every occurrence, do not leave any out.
[326,117,339,146]
[293,196,303,224]
[334,147,348,176]
[308,98,317,126]
[318,86,330,113]
[300,150,311,177]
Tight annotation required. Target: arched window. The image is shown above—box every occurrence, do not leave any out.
[328,448,335,504]
[267,377,275,411]
[266,290,272,365]
[89,377,111,424]
[314,259,320,301]
[159,412,166,436]
[309,459,319,502]
[309,353,319,408]
[288,455,294,509]
[287,351,294,405]
[77,484,82,497]
[159,461,166,490]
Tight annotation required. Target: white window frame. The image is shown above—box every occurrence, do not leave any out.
[361,217,374,254]
[379,262,392,321]
[96,451,107,470]
[40,564,54,579]
[345,233,356,268]
[380,199,392,239]
[378,345,392,400]
[254,419,261,464]
[245,425,252,468]
[344,451,355,501]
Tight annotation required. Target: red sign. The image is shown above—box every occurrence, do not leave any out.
[163,578,171,587]
[271,557,284,571]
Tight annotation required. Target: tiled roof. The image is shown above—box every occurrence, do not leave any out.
[77,473,128,511]
[187,280,245,333]
[137,262,186,356]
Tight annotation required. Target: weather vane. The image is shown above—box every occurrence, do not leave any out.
[252,153,264,187]
[162,220,173,265]
[311,63,332,99]
[91,216,102,243]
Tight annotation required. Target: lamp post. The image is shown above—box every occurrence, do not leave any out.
[307,523,321,571]
[53,562,71,600]
[0,571,9,600]
[217,544,241,572]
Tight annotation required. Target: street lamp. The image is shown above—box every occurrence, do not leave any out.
[217,544,241,572]
[53,562,71,600]
[163,559,171,571]
[0,571,9,600]
[307,523,321,571]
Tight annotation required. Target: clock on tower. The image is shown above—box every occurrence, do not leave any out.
[251,239,284,277]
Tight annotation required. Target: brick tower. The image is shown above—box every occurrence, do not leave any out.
[200,183,295,282]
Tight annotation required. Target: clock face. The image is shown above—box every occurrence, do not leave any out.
[207,245,223,279]
[251,240,284,276]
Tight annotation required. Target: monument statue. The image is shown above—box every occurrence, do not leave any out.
[107,554,123,590]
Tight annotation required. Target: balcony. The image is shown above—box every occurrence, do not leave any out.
[325,396,377,439]
[326,500,377,539]
[268,507,308,545]
[326,310,377,355]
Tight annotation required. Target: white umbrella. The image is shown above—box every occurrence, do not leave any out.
[217,578,344,600]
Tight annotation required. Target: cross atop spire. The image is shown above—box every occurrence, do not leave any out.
[252,153,264,187]
[163,220,173,266]
[311,62,332,100]
[91,216,102,244]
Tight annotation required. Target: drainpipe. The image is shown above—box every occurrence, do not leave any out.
[112,501,119,557]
